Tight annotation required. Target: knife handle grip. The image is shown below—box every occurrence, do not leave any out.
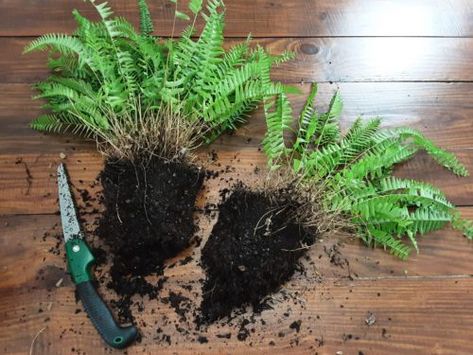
[76,281,138,349]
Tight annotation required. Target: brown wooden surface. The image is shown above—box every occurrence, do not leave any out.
[3,82,473,154]
[2,0,473,37]
[6,37,473,83]
[1,1,473,354]
[1,213,473,355]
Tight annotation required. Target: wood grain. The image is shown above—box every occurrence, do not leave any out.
[3,82,473,155]
[2,0,473,353]
[2,276,472,354]
[1,148,473,214]
[1,213,473,355]
[2,211,473,284]
[6,37,473,84]
[1,0,473,37]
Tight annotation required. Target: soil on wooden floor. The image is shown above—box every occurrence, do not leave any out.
[200,185,316,323]
[97,155,204,320]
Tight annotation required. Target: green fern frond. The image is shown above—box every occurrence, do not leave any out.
[23,33,95,72]
[262,93,293,166]
[26,0,294,158]
[313,91,342,147]
[343,117,381,156]
[407,208,451,235]
[92,1,114,21]
[23,33,85,56]
[378,177,452,208]
[449,211,473,239]
[189,0,204,14]
[30,114,64,133]
[298,118,382,177]
[263,86,471,259]
[340,143,417,181]
[270,50,296,66]
[48,76,96,97]
[137,0,154,35]
[371,127,468,176]
[363,227,411,259]
[414,135,469,177]
[175,10,190,21]
[30,114,95,138]
[293,83,318,154]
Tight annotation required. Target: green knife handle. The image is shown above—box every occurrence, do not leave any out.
[65,238,94,284]
[65,238,138,349]
[76,281,138,348]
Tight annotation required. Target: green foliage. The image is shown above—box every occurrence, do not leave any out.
[24,0,291,154]
[263,84,472,259]
[138,0,154,35]
[189,0,204,15]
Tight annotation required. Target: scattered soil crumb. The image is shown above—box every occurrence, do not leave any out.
[197,336,208,343]
[365,311,376,326]
[289,320,302,333]
[15,158,33,195]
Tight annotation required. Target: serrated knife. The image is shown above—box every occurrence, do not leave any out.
[57,163,138,349]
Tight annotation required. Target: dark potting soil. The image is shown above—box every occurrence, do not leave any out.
[97,155,204,317]
[200,185,316,323]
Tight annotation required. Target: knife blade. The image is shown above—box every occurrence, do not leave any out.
[58,163,83,242]
[57,163,138,349]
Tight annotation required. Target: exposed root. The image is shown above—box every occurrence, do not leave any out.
[248,166,352,242]
[29,327,46,355]
[95,102,206,163]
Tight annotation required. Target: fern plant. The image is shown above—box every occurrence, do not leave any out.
[263,84,473,259]
[24,0,294,159]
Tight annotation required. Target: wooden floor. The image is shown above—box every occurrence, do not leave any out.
[2,1,473,354]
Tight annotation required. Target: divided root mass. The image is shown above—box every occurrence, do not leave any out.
[97,155,204,319]
[200,185,316,323]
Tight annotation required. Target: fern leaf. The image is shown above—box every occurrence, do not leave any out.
[263,93,293,165]
[363,227,410,259]
[189,0,203,15]
[93,1,114,20]
[314,91,342,146]
[24,33,84,55]
[378,177,452,209]
[451,213,473,239]
[414,135,469,177]
[293,83,318,153]
[371,127,468,176]
[175,10,190,21]
[24,34,95,71]
[137,0,154,35]
[341,143,417,181]
[30,114,95,138]
[408,208,451,235]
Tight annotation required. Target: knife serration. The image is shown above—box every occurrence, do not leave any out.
[57,163,83,242]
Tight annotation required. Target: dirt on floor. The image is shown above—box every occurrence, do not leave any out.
[39,153,358,351]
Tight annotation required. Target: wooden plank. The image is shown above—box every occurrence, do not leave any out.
[4,279,472,355]
[3,2,473,354]
[3,82,473,155]
[6,37,473,84]
[1,210,473,286]
[1,146,473,214]
[0,84,92,154]
[1,0,473,37]
[1,213,473,354]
